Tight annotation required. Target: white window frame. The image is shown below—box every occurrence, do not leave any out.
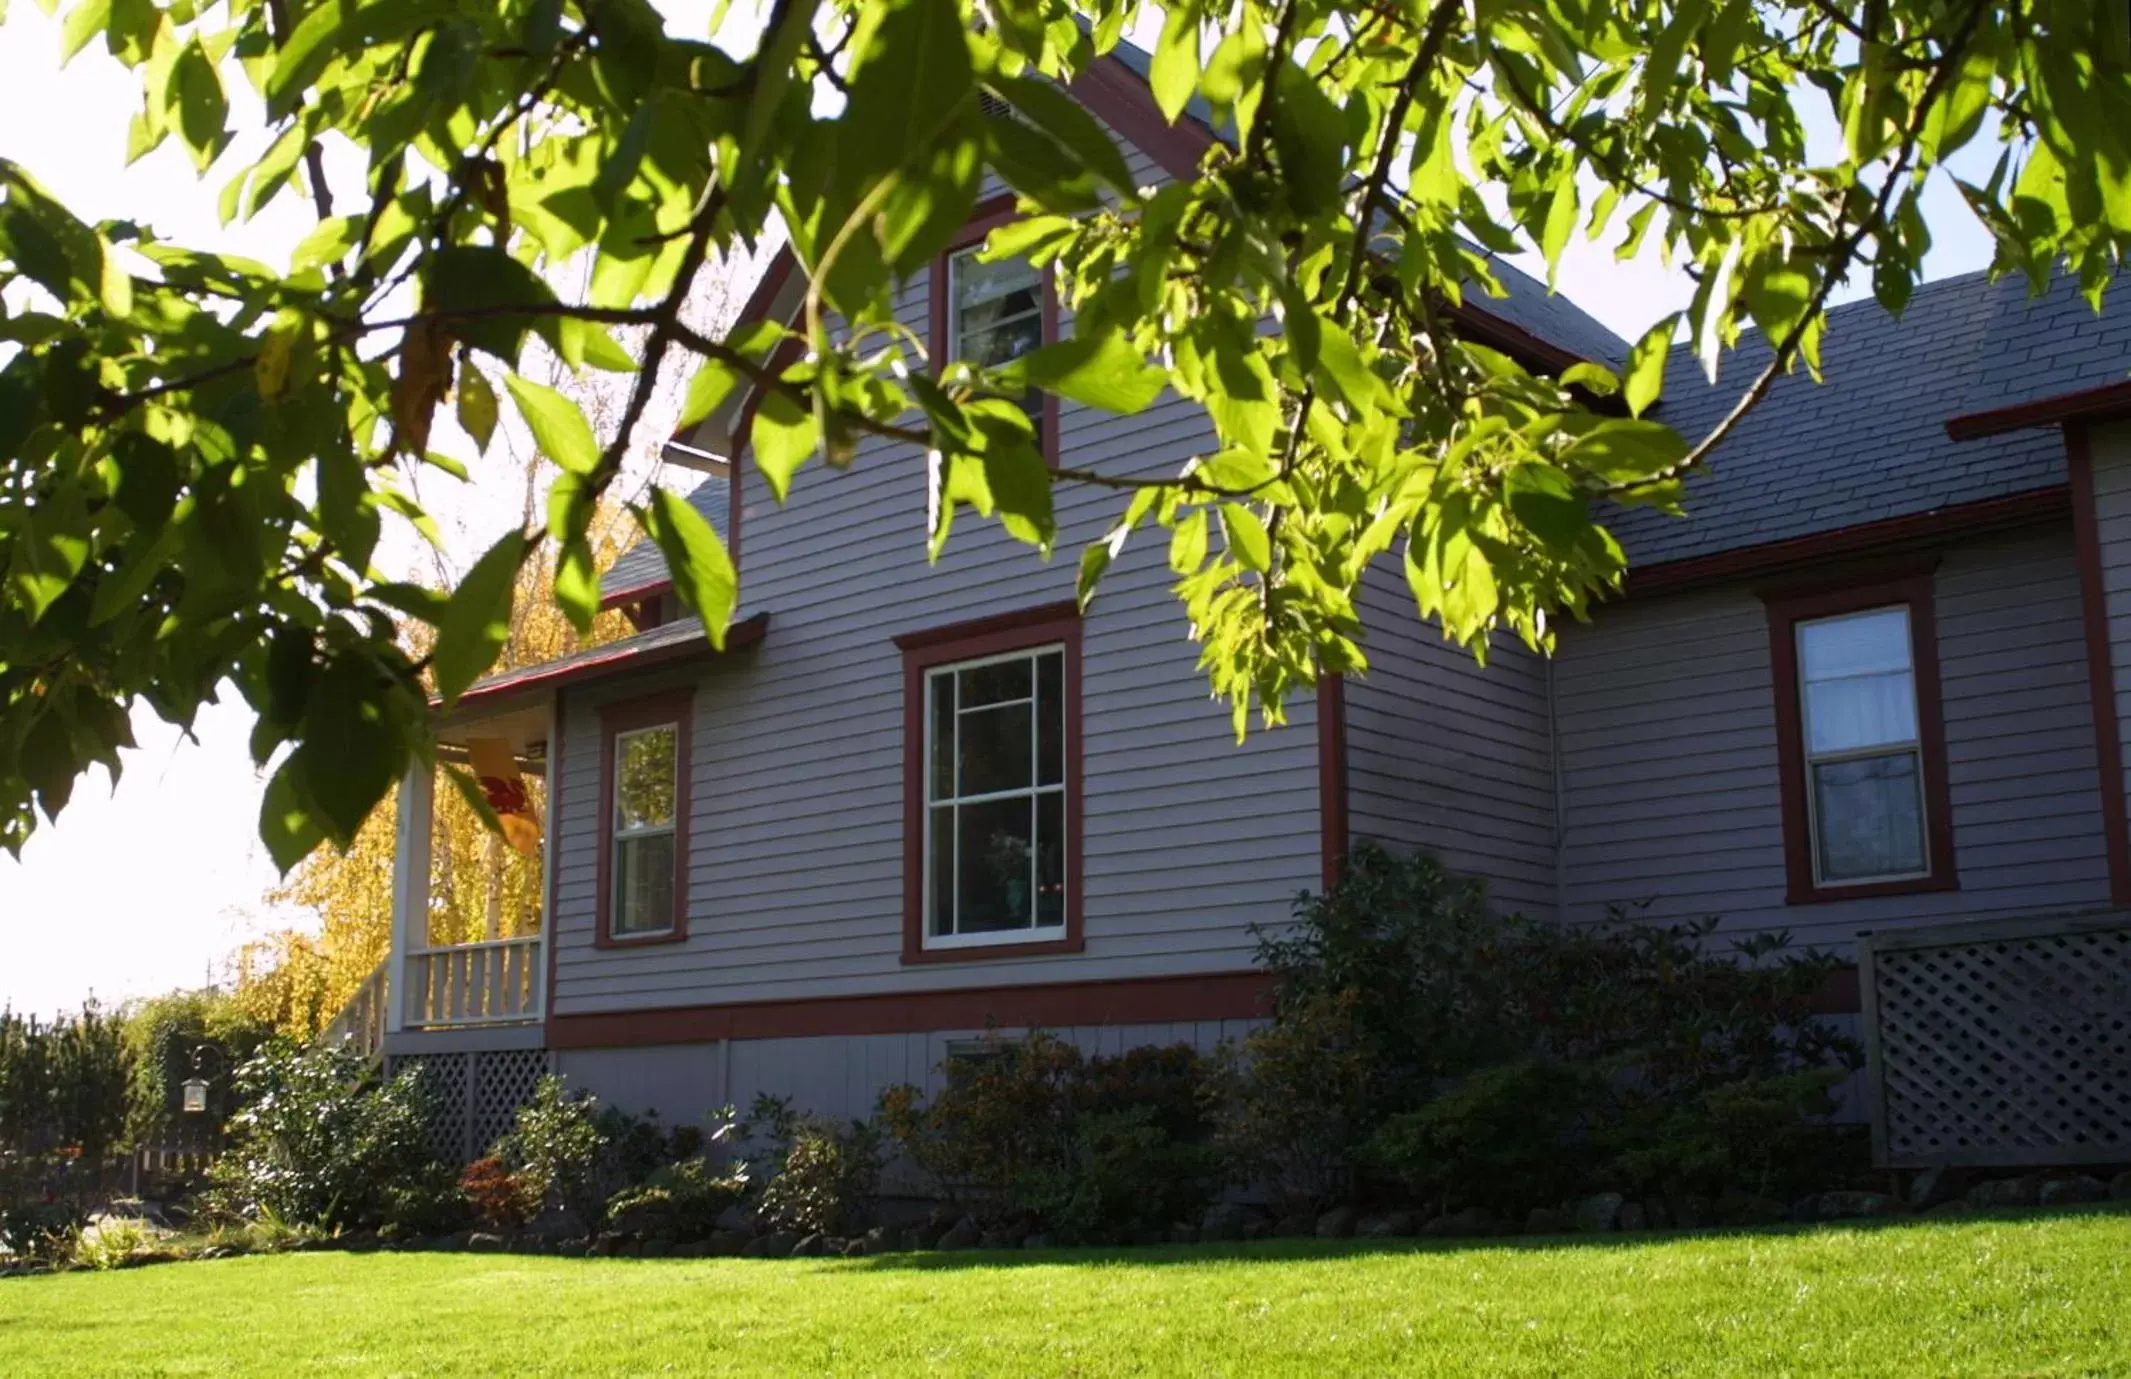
[610,721,680,937]
[944,244,1046,369]
[921,644,1069,951]
[1796,605,1929,888]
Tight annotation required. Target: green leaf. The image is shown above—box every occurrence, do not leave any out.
[1561,418,1691,485]
[170,39,226,173]
[1076,540,1111,611]
[1505,462,1588,554]
[640,487,738,645]
[432,530,530,705]
[1624,315,1677,418]
[259,757,325,873]
[424,245,558,361]
[553,535,598,635]
[1149,3,1199,124]
[750,387,818,502]
[59,0,111,64]
[1221,503,1271,571]
[289,649,402,844]
[8,491,90,622]
[1009,329,1165,414]
[1540,175,1579,286]
[456,365,498,452]
[677,357,743,432]
[1170,507,1209,573]
[989,74,1137,195]
[839,0,974,191]
[1269,61,1344,217]
[504,374,599,476]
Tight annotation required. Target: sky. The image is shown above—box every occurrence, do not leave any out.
[0,6,2001,1018]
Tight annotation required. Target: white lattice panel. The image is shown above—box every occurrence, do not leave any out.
[1864,916,2131,1167]
[388,1049,549,1162]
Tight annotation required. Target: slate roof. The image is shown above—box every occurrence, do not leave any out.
[1606,269,2131,568]
[1469,254,1628,368]
[598,475,727,606]
[454,609,766,712]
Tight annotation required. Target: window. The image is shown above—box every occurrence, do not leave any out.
[898,604,1083,961]
[596,691,692,945]
[1797,608,1926,883]
[1764,571,1955,903]
[931,195,1057,460]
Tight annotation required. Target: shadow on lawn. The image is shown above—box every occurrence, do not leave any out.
[823,1201,2131,1274]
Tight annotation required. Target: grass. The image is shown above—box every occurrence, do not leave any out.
[1,1209,2125,1377]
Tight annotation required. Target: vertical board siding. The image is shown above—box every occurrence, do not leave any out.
[2088,420,2131,832]
[1342,563,1558,920]
[1554,527,2110,955]
[549,140,1320,1018]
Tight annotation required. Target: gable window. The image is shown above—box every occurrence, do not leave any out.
[931,195,1059,461]
[596,691,693,945]
[897,604,1083,962]
[1765,571,1956,903]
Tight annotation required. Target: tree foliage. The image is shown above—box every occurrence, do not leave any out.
[1,0,2124,857]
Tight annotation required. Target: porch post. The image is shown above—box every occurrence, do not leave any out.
[386,762,433,1034]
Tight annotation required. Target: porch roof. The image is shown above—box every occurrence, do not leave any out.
[443,611,769,719]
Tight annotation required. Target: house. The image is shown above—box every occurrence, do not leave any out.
[345,46,2131,1169]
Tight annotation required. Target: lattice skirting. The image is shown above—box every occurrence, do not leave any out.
[1862,914,2131,1168]
[387,1048,553,1163]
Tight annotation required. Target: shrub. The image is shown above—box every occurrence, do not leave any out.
[0,1202,84,1265]
[881,1032,1222,1238]
[1607,1069,1861,1201]
[1361,1060,1612,1214]
[489,1076,608,1223]
[120,989,274,1149]
[0,1004,133,1213]
[70,1216,162,1271]
[205,1040,437,1232]
[751,1097,883,1238]
[381,1164,472,1239]
[604,1158,750,1242]
[458,1156,535,1231]
[1214,992,1375,1211]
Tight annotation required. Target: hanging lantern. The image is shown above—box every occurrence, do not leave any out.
[181,1076,209,1115]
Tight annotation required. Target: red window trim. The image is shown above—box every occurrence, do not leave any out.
[594,688,694,948]
[928,192,1061,468]
[1762,563,1957,905]
[897,600,1084,964]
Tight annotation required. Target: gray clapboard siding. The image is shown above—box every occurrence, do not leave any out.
[2087,420,2131,831]
[1553,526,2110,955]
[1342,562,1558,920]
[549,142,1320,1016]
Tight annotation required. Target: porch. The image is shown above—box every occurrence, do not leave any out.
[324,693,555,1063]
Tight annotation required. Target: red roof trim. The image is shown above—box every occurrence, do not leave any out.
[597,576,674,613]
[1620,487,2069,599]
[1944,379,2131,441]
[448,612,769,713]
[1448,301,1588,373]
[1065,53,1215,182]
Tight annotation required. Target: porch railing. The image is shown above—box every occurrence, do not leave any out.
[405,935,545,1029]
[321,959,389,1064]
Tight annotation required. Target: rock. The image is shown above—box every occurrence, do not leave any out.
[1315,1207,1359,1238]
[840,1238,868,1257]
[1169,1225,1200,1245]
[1618,1202,1647,1233]
[1129,1228,1168,1247]
[1966,1176,2041,1210]
[980,1227,1026,1250]
[613,1239,642,1258]
[1670,1196,1712,1231]
[790,1233,827,1257]
[673,1241,711,1258]
[2111,1170,2131,1201]
[936,1218,982,1252]
[1239,1219,1270,1242]
[1811,1191,1906,1221]
[1357,1211,1417,1238]
[1906,1167,1969,1211]
[750,1232,801,1258]
[1021,1232,1053,1251]
[1791,1194,1823,1224]
[638,1240,672,1258]
[1273,1212,1317,1239]
[709,1230,751,1257]
[715,1204,755,1234]
[2039,1176,2109,1207]
[1574,1193,1625,1233]
[1421,1207,1494,1238]
[1200,1202,1260,1243]
[1641,1198,1671,1231]
[1524,1207,1572,1236]
[1923,1199,1973,1218]
[861,1225,901,1255]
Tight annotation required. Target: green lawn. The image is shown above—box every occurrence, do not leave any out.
[2,1209,2125,1377]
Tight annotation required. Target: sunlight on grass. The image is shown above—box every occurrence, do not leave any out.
[0,1209,2124,1376]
